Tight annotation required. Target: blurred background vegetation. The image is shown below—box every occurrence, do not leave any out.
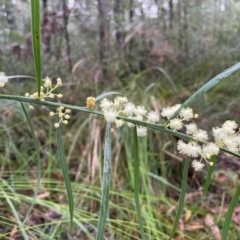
[1,0,240,239]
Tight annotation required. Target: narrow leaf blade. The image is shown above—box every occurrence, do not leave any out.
[170,62,240,120]
[222,185,240,239]
[133,127,146,240]
[30,0,42,94]
[169,157,190,239]
[20,103,41,224]
[56,121,74,224]
[203,155,217,196]
[97,122,112,240]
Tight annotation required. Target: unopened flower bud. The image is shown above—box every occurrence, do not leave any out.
[57,78,62,84]
[57,106,64,112]
[45,78,52,87]
[65,114,70,119]
[86,96,96,109]
[32,92,38,98]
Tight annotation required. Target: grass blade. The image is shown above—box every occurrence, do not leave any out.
[97,122,112,240]
[30,0,42,94]
[153,67,177,93]
[169,157,190,240]
[56,118,74,224]
[133,126,146,240]
[20,103,41,224]
[222,185,240,240]
[203,155,217,196]
[169,62,240,120]
[96,92,122,101]
[1,180,29,240]
[129,67,177,93]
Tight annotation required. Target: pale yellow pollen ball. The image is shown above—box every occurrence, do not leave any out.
[86,96,96,109]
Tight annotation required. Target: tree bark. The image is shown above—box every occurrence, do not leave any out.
[62,0,72,71]
[183,1,188,57]
[97,0,109,68]
[114,0,124,49]
[169,0,173,29]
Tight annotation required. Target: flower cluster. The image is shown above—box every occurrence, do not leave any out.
[177,120,240,171]
[0,72,8,87]
[160,104,221,171]
[177,140,219,171]
[98,97,240,171]
[99,97,159,137]
[86,97,96,109]
[161,104,198,131]
[24,76,70,127]
[25,77,63,102]
[213,120,240,154]
[49,106,71,128]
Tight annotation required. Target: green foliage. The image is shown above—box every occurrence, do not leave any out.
[56,118,74,224]
[169,157,190,240]
[30,0,41,94]
[1,1,240,239]
[133,126,146,240]
[222,185,240,239]
[97,123,111,240]
[203,155,217,196]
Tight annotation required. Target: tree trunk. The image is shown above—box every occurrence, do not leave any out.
[177,0,182,51]
[183,1,188,57]
[129,0,134,22]
[169,0,173,29]
[114,0,124,49]
[62,0,72,71]
[97,0,109,71]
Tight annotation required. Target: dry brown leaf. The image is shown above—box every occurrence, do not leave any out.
[217,173,229,182]
[37,191,50,199]
[179,218,185,231]
[10,224,18,238]
[185,191,202,201]
[232,206,240,225]
[184,209,192,222]
[72,58,87,73]
[45,210,62,219]
[204,214,221,240]
[3,105,13,117]
[51,172,63,180]
[185,222,204,231]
